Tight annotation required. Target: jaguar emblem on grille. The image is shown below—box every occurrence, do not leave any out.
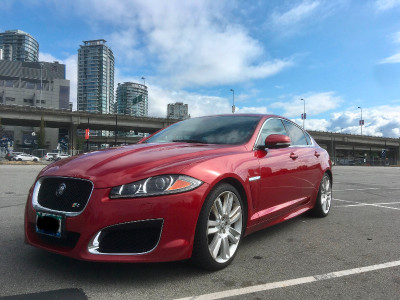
[56,183,67,197]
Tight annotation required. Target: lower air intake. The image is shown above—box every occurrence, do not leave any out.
[89,219,163,255]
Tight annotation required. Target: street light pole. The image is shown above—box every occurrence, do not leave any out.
[300,98,305,129]
[141,77,146,86]
[358,106,363,136]
[230,89,235,113]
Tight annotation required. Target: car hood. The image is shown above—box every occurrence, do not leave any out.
[38,143,242,188]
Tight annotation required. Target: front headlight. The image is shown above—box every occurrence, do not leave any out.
[109,175,203,198]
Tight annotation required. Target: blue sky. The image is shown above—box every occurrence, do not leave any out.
[2,0,400,137]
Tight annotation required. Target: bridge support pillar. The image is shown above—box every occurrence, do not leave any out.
[69,124,77,155]
[329,133,336,164]
[398,139,400,166]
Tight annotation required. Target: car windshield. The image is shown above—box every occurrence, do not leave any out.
[143,115,262,145]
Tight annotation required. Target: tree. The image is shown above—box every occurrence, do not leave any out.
[36,115,46,149]
[75,136,86,151]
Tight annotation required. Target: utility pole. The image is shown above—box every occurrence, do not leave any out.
[230,89,235,113]
[358,106,363,136]
[300,98,306,129]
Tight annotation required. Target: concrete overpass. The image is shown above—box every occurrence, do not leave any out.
[309,130,400,164]
[0,105,176,149]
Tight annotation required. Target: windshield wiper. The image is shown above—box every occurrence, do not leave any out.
[172,139,206,144]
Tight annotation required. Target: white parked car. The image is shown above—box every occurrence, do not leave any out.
[55,153,71,161]
[43,153,58,161]
[14,154,40,162]
[10,152,24,161]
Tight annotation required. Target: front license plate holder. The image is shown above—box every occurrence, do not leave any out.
[36,212,64,238]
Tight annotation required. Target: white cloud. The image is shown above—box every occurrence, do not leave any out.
[375,0,400,11]
[145,85,269,118]
[148,86,231,118]
[39,53,59,63]
[292,118,330,131]
[330,105,400,137]
[39,52,78,109]
[285,105,400,138]
[378,31,400,64]
[271,1,320,27]
[379,51,400,64]
[267,0,347,37]
[106,29,144,65]
[69,0,293,88]
[270,92,343,118]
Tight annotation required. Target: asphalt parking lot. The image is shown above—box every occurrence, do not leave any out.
[0,165,399,299]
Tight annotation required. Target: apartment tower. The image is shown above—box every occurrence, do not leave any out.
[116,82,148,117]
[77,40,114,113]
[0,30,39,62]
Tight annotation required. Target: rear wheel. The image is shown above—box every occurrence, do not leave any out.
[192,183,244,270]
[310,173,332,217]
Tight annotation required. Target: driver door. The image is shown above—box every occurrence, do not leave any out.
[254,118,307,221]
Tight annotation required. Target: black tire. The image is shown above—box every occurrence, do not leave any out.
[310,173,332,218]
[191,183,245,271]
[33,159,38,162]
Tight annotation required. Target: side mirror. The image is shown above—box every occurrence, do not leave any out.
[256,134,291,150]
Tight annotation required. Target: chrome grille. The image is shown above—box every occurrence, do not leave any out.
[34,177,93,215]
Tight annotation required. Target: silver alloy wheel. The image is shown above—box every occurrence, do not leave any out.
[320,175,332,214]
[207,190,243,263]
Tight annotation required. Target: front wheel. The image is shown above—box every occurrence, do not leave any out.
[192,183,245,270]
[310,173,332,217]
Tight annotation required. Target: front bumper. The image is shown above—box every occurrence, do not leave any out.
[24,183,209,263]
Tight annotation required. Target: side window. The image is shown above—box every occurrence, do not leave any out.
[255,118,287,147]
[282,120,307,146]
[304,132,312,145]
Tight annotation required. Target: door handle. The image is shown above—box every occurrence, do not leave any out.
[314,151,320,158]
[290,153,298,159]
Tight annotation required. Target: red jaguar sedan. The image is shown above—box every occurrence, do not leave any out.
[24,114,332,270]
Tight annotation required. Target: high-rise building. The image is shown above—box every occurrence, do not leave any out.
[0,60,70,149]
[77,40,114,114]
[0,30,39,62]
[167,102,189,120]
[116,82,148,117]
[0,60,69,108]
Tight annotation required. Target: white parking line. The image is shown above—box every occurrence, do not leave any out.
[176,260,400,300]
[334,198,356,203]
[334,198,400,211]
[333,188,400,192]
